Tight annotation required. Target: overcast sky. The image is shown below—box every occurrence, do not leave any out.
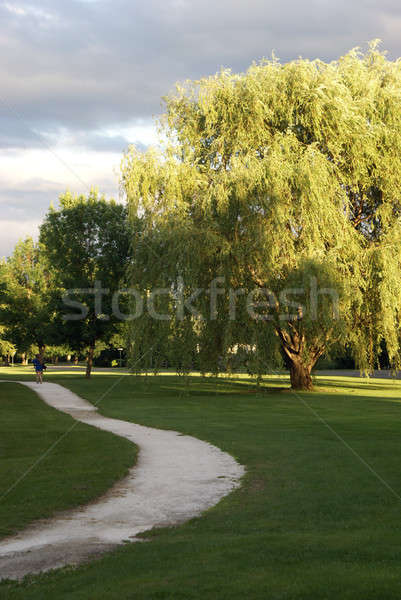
[1,0,401,257]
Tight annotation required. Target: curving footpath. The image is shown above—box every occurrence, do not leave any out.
[0,381,244,580]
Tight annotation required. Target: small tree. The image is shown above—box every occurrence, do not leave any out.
[40,190,131,378]
[0,238,55,359]
[122,42,401,390]
[0,326,15,364]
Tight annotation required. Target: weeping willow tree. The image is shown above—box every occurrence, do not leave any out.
[122,42,401,390]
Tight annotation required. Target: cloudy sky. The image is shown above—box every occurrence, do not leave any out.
[1,0,401,257]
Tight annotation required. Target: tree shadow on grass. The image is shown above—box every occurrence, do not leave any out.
[314,377,401,393]
[157,375,292,397]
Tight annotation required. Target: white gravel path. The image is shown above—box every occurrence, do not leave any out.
[0,381,245,580]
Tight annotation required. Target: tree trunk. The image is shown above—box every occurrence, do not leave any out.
[86,345,95,378]
[289,360,313,391]
[276,324,325,391]
[21,352,27,365]
[38,344,46,361]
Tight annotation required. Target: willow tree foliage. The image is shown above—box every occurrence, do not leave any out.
[122,43,401,390]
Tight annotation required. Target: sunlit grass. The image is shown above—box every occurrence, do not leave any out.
[2,370,401,598]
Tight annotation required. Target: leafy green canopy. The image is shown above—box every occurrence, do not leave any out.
[0,326,15,357]
[0,238,55,354]
[122,43,401,375]
[40,190,130,375]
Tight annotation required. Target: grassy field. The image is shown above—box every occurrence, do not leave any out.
[1,367,401,599]
[0,380,136,539]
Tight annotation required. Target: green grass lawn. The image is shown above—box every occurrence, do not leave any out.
[1,367,401,599]
[0,380,136,539]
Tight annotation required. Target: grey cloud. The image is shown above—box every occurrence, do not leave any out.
[0,0,400,144]
[79,133,131,153]
[0,176,119,223]
[0,116,45,149]
[0,180,64,220]
[73,132,147,153]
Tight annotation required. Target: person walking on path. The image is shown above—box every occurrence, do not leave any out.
[32,355,45,384]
